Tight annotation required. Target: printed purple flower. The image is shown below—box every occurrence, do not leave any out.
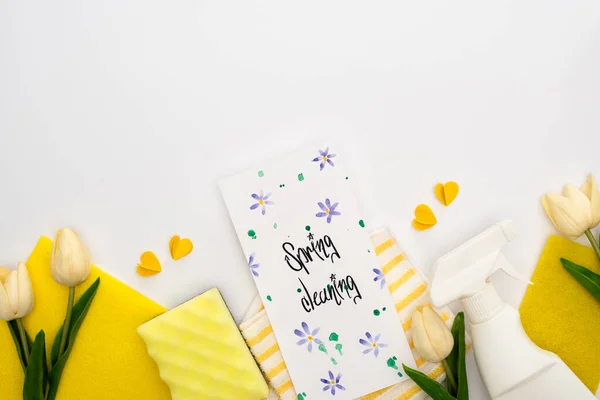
[294,321,324,353]
[373,268,385,289]
[248,253,259,277]
[316,198,341,223]
[312,147,337,171]
[320,371,345,395]
[359,332,388,358]
[249,190,274,215]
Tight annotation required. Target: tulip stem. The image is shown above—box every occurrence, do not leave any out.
[441,358,457,394]
[59,287,75,358]
[585,230,600,262]
[16,318,29,364]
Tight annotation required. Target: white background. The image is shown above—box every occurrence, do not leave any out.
[1,2,599,399]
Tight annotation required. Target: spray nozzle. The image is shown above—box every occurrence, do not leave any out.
[492,252,532,285]
[430,220,531,309]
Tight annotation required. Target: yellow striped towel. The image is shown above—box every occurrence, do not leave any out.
[240,228,458,400]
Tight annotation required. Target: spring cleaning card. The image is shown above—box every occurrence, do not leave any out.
[220,144,415,400]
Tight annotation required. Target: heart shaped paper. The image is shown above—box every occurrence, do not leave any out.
[414,204,437,225]
[137,251,162,277]
[413,204,437,230]
[169,235,194,260]
[435,181,459,206]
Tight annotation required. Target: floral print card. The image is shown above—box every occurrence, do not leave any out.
[219,144,415,399]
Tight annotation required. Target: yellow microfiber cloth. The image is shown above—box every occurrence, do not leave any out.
[0,237,171,400]
[520,234,600,393]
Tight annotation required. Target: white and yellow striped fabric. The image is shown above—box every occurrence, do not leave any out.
[240,228,458,400]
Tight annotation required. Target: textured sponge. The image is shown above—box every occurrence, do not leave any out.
[520,235,600,392]
[138,288,269,400]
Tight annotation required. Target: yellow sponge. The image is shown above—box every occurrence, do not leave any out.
[520,235,600,392]
[0,237,171,399]
[138,287,269,400]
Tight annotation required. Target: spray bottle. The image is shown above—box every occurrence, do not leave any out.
[430,220,594,400]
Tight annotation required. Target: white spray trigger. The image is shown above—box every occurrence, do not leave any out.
[430,220,531,309]
[492,253,533,286]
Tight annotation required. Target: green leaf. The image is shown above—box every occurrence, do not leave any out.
[7,320,28,372]
[403,364,458,400]
[452,312,469,400]
[51,278,100,367]
[23,330,47,400]
[561,258,600,303]
[47,278,100,400]
[50,322,61,367]
[445,317,460,396]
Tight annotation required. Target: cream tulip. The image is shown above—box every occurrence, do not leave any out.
[541,184,594,239]
[412,306,454,363]
[580,174,600,229]
[50,228,91,287]
[0,263,34,321]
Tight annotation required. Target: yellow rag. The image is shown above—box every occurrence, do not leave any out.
[240,229,458,400]
[0,237,171,399]
[520,234,600,393]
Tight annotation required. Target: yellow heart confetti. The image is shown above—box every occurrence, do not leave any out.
[412,220,435,231]
[169,235,194,261]
[412,204,437,230]
[414,204,437,225]
[435,181,460,206]
[137,251,162,277]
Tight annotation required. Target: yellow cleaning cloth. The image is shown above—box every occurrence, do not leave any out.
[520,234,600,393]
[240,229,459,400]
[0,237,171,400]
[138,288,269,400]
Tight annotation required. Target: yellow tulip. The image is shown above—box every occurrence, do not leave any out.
[580,174,600,229]
[0,263,34,321]
[50,228,91,287]
[412,306,454,363]
[541,182,594,239]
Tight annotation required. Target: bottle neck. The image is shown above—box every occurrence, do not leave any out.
[460,284,505,324]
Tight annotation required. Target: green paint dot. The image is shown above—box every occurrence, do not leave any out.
[279,184,285,188]
[328,333,339,341]
[397,372,403,377]
[359,219,365,228]
[335,343,343,355]
[318,344,328,354]
[387,357,399,370]
[273,223,277,229]
[367,249,371,253]
[258,170,264,177]
[344,285,348,290]
[373,309,381,316]
[298,173,304,182]
[266,295,272,301]
[305,225,311,231]
[383,307,386,311]
[297,288,302,293]
[247,230,256,238]
[330,357,337,365]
